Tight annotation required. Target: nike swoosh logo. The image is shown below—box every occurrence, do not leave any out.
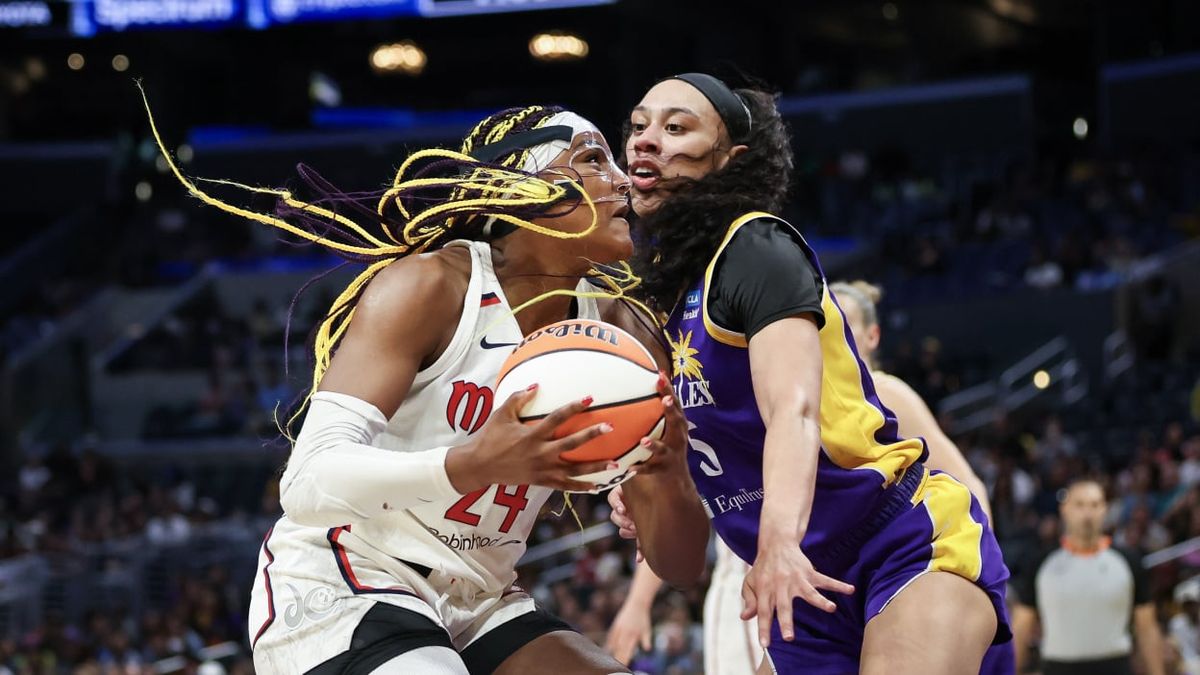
[480,337,518,350]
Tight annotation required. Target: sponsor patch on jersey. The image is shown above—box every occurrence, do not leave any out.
[426,527,521,551]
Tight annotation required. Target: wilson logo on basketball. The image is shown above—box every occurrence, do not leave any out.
[518,321,620,349]
[446,380,493,434]
[493,318,662,492]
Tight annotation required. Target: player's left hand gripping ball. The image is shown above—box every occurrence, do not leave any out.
[625,370,687,477]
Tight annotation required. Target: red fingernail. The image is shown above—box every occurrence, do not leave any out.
[641,437,653,447]
[607,461,619,470]
[581,395,594,406]
[526,383,538,392]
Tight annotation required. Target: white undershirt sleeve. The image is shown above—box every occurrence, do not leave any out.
[279,391,464,528]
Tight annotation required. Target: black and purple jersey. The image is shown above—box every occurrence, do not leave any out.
[663,211,928,565]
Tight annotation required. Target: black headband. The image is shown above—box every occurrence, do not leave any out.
[468,124,574,164]
[467,123,581,241]
[668,73,753,144]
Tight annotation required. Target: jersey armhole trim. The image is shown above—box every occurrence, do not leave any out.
[701,211,778,349]
[413,241,482,386]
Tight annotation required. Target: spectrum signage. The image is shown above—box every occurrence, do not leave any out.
[58,0,612,34]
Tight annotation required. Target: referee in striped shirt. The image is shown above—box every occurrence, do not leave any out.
[1011,478,1165,675]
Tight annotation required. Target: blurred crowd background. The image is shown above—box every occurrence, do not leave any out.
[2,0,1200,672]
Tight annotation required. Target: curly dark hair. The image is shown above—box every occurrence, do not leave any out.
[628,88,794,313]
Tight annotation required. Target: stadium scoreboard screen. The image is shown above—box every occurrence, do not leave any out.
[0,0,614,35]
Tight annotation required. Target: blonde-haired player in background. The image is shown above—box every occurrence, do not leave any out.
[605,279,998,674]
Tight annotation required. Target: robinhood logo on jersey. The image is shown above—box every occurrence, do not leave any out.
[427,527,521,551]
[668,329,714,409]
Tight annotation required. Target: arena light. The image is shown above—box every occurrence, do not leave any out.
[10,73,30,95]
[135,181,153,202]
[881,2,899,21]
[1072,117,1088,140]
[990,0,1037,23]
[370,41,427,76]
[25,57,45,82]
[112,54,130,72]
[176,144,194,163]
[529,31,589,62]
[67,53,85,71]
[1033,370,1051,390]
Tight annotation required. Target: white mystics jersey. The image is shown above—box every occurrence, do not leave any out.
[349,240,600,595]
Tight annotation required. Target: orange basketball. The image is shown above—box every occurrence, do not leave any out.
[494,319,664,492]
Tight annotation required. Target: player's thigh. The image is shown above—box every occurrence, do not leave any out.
[860,571,995,675]
[459,594,627,674]
[302,602,465,675]
[491,630,630,675]
[369,646,469,674]
[251,527,447,673]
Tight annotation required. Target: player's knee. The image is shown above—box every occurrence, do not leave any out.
[369,646,470,674]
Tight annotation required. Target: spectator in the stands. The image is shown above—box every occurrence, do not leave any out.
[1180,437,1200,487]
[1025,242,1065,289]
[1131,274,1181,361]
[1172,579,1200,675]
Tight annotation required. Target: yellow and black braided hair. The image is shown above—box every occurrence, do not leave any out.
[139,87,654,437]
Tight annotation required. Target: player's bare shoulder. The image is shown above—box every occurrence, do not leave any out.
[341,245,475,370]
[357,246,471,326]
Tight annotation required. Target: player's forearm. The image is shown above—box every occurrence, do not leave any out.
[758,411,820,549]
[280,392,461,526]
[622,559,665,612]
[1011,605,1037,674]
[878,375,994,520]
[912,425,993,520]
[1013,632,1028,673]
[623,469,709,587]
[1136,616,1166,675]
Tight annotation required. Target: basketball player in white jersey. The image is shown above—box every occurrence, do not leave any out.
[212,107,711,674]
[605,280,995,674]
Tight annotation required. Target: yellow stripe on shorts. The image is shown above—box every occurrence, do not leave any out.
[917,473,984,581]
